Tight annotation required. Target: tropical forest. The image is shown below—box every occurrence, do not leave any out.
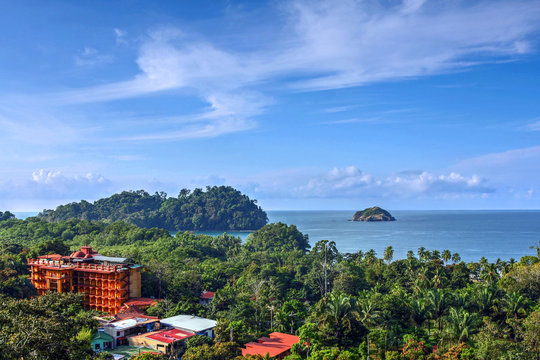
[0,199,539,359]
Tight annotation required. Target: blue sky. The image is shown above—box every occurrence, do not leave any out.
[1,0,540,211]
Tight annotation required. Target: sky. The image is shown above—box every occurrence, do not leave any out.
[1,0,540,211]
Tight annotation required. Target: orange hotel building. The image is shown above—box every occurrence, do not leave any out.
[27,246,142,314]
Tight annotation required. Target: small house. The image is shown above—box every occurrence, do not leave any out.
[128,328,195,354]
[91,330,114,352]
[242,332,300,359]
[160,315,217,338]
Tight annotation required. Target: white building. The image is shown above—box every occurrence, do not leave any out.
[103,316,159,347]
[160,315,217,338]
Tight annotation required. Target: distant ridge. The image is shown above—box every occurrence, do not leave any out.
[38,186,268,231]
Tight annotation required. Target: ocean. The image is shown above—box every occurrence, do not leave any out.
[13,210,540,262]
[198,210,540,263]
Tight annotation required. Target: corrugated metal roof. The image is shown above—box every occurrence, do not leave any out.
[242,332,299,357]
[160,315,217,332]
[93,255,129,263]
[109,317,155,330]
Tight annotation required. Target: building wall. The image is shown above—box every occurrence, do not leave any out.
[128,336,167,353]
[103,327,124,347]
[27,259,140,315]
[129,267,141,298]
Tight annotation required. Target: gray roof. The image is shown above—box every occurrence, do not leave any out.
[93,255,130,263]
[108,317,153,330]
[160,315,217,332]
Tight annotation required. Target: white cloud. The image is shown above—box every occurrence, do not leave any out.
[286,0,540,90]
[247,166,494,199]
[0,170,113,203]
[32,0,540,142]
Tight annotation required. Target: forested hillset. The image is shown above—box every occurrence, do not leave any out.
[38,186,268,231]
[0,200,539,359]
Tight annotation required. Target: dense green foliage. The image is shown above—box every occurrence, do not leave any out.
[245,222,311,253]
[37,186,268,230]
[0,215,538,359]
[0,292,98,359]
[0,211,15,221]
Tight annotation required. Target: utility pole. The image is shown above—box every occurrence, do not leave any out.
[324,241,327,296]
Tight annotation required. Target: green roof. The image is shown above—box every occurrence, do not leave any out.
[92,331,113,342]
[108,346,157,357]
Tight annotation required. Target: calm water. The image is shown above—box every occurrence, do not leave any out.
[198,210,540,262]
[14,210,540,262]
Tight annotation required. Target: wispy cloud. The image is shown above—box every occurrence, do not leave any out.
[456,145,540,168]
[321,117,383,125]
[114,28,128,44]
[322,105,358,113]
[30,0,540,142]
[525,118,540,131]
[452,145,540,191]
[74,47,113,66]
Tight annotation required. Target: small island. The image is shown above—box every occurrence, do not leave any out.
[352,206,396,222]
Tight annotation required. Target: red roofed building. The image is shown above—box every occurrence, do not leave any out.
[123,297,160,310]
[28,246,142,314]
[199,291,215,305]
[242,332,300,359]
[129,328,195,354]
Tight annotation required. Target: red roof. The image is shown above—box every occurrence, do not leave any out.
[242,332,299,357]
[200,291,215,300]
[38,254,62,260]
[144,329,195,344]
[124,298,159,307]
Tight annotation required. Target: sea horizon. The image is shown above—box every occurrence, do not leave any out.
[12,209,540,263]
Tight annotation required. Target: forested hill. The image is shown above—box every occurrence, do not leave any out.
[37,186,268,231]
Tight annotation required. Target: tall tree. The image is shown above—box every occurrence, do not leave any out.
[444,307,479,344]
[358,297,380,359]
[442,249,452,265]
[383,246,394,264]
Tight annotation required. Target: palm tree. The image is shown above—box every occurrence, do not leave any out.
[358,297,380,359]
[383,246,394,264]
[407,250,415,260]
[315,291,357,350]
[442,249,451,265]
[445,307,479,344]
[378,309,394,353]
[431,267,444,289]
[453,292,469,310]
[502,291,529,320]
[417,247,426,261]
[480,263,500,284]
[414,266,430,294]
[451,252,461,264]
[409,298,430,329]
[364,249,377,265]
[426,288,449,332]
[473,286,496,316]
